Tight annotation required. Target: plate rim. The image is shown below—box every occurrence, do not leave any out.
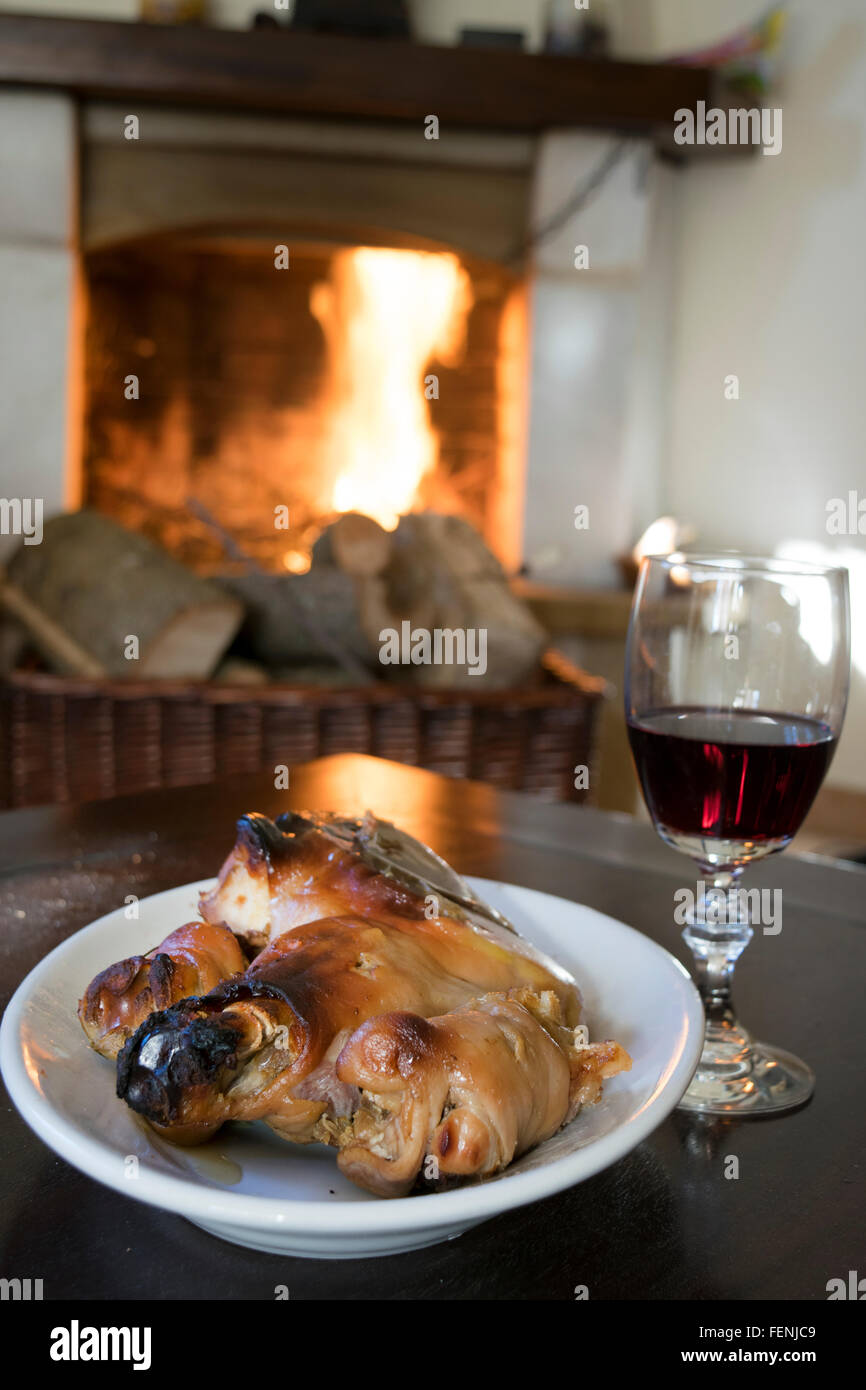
[1,877,703,1235]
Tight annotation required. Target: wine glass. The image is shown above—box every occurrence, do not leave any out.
[625,553,850,1115]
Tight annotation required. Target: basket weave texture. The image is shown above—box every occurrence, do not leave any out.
[0,651,605,810]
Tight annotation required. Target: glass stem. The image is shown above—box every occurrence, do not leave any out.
[677,868,814,1115]
[682,870,753,1030]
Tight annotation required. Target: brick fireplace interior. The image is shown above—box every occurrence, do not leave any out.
[83,232,525,573]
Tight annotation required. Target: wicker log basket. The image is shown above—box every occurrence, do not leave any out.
[0,650,607,811]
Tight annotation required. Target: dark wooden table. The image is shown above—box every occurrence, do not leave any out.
[1,755,864,1301]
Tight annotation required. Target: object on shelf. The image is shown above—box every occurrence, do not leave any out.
[544,0,609,57]
[668,5,787,94]
[544,0,587,54]
[290,0,410,38]
[140,0,206,22]
[459,28,526,51]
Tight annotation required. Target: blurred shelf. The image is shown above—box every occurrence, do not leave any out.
[792,784,866,864]
[515,581,634,639]
[0,15,722,137]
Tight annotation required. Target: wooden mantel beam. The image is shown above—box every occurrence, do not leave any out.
[0,14,719,135]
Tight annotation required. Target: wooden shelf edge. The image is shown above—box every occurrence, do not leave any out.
[0,14,721,135]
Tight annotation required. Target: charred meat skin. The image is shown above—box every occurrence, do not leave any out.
[117,1004,246,1132]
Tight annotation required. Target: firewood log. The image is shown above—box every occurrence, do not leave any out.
[219,568,376,679]
[0,609,31,676]
[0,572,106,676]
[374,513,546,690]
[6,511,243,679]
[311,512,393,577]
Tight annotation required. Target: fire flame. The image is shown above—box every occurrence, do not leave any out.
[310,247,473,529]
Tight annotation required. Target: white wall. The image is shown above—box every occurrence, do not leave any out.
[606,0,764,60]
[665,0,866,790]
[523,138,671,587]
[0,92,79,554]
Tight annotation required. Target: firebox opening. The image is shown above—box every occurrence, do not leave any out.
[81,231,527,576]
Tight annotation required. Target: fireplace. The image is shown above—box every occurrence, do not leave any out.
[82,231,525,573]
[66,94,549,579]
[59,87,668,589]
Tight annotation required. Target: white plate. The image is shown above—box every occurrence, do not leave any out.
[1,878,702,1259]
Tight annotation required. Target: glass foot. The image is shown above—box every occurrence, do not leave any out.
[678,1016,814,1115]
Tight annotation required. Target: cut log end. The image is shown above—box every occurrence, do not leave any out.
[139,601,245,679]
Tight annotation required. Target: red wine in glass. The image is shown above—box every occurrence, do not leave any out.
[627,707,836,869]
